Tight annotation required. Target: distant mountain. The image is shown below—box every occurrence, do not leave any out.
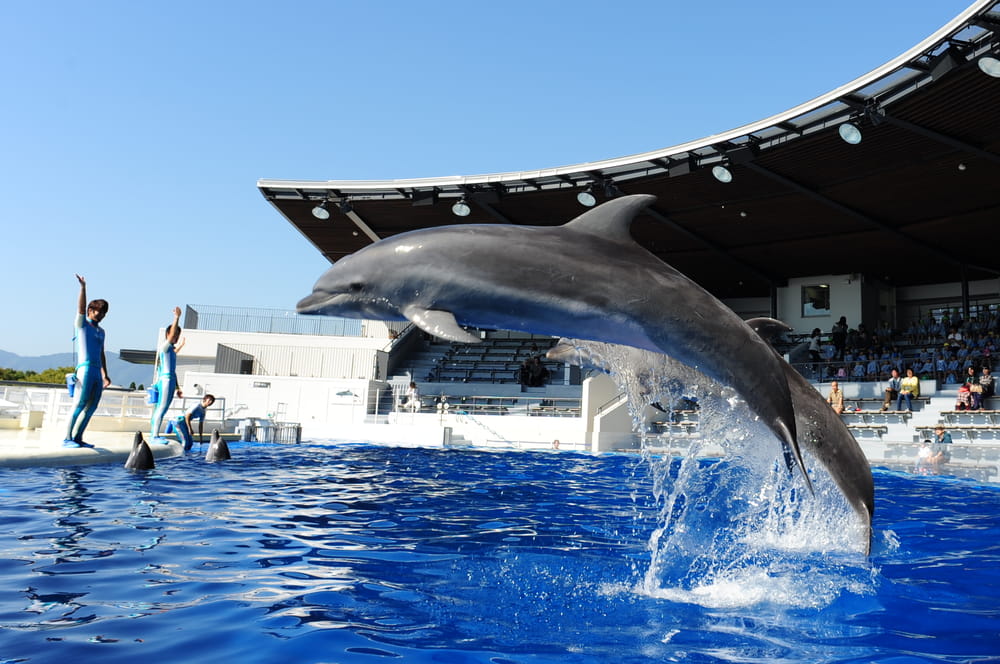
[0,349,153,389]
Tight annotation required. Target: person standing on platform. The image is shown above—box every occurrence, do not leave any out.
[64,274,111,447]
[150,307,184,443]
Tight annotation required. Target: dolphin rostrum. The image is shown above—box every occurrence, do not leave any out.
[298,194,803,471]
[549,321,874,553]
[205,429,231,462]
[124,431,155,470]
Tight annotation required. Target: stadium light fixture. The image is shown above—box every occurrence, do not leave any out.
[978,55,1000,78]
[311,201,331,220]
[451,198,471,217]
[711,164,733,183]
[838,121,863,145]
[576,185,597,207]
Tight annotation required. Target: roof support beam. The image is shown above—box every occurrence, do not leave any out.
[343,210,382,243]
[881,113,1000,165]
[744,162,998,276]
[638,199,784,289]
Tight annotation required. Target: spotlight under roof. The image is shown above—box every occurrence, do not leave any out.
[838,121,863,145]
[711,165,733,184]
[978,55,1000,78]
[451,198,471,217]
[311,201,330,220]
[576,185,597,207]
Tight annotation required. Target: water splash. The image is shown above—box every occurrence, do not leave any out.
[561,338,872,608]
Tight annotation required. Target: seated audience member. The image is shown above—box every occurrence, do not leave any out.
[402,381,420,412]
[979,366,995,399]
[965,366,982,410]
[827,380,845,415]
[851,362,865,380]
[865,356,879,381]
[931,426,953,473]
[897,368,920,411]
[955,383,973,410]
[881,369,901,412]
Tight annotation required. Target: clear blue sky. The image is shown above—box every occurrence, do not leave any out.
[0,1,972,356]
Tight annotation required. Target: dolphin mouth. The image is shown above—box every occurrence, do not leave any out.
[297,290,344,314]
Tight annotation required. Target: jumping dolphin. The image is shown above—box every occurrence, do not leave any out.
[548,320,874,553]
[124,431,155,470]
[297,194,802,467]
[205,429,231,462]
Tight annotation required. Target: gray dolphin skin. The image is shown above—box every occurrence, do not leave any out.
[205,429,231,462]
[549,324,874,554]
[124,431,155,470]
[298,194,802,464]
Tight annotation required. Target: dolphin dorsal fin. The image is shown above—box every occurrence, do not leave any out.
[563,194,656,238]
[746,317,793,345]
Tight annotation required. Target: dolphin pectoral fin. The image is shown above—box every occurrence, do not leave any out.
[777,418,814,495]
[403,305,481,344]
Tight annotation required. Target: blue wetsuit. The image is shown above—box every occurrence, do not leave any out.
[173,403,207,451]
[150,338,178,441]
[66,314,106,443]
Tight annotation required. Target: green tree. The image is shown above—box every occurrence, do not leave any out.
[0,367,29,381]
[31,366,76,384]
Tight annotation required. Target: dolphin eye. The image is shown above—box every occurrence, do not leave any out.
[349,282,364,292]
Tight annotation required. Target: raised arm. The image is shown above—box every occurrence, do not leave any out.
[75,274,87,315]
[166,306,182,343]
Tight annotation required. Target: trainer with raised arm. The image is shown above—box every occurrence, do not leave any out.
[150,307,184,443]
[64,274,110,447]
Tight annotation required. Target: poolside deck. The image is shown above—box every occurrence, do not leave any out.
[0,429,183,468]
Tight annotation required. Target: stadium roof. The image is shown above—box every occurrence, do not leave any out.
[258,1,1000,301]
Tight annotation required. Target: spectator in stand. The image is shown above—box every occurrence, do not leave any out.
[964,366,982,410]
[856,323,872,350]
[897,368,920,412]
[917,358,936,380]
[865,355,880,381]
[930,426,953,474]
[980,366,995,399]
[836,365,848,380]
[955,383,973,411]
[808,328,823,372]
[831,316,848,361]
[882,369,902,412]
[947,327,963,343]
[936,354,948,378]
[827,380,845,415]
[851,362,866,380]
[946,354,961,379]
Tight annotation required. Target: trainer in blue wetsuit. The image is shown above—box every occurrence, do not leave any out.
[65,275,110,447]
[172,394,216,451]
[150,307,183,443]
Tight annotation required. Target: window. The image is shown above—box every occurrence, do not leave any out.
[802,284,830,317]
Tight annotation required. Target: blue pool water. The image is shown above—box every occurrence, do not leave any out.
[1,442,998,663]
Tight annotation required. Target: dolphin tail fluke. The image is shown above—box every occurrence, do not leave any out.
[777,418,814,495]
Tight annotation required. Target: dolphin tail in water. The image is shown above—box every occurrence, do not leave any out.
[744,316,813,492]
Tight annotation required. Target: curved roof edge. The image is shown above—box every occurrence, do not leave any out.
[259,0,997,197]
